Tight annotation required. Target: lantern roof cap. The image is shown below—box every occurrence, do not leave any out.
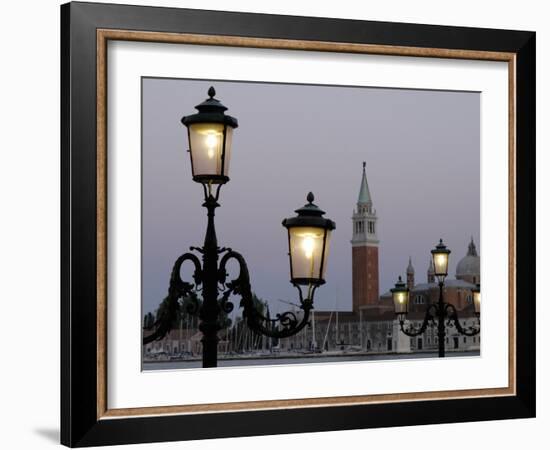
[282,192,336,230]
[195,86,228,112]
[294,192,325,217]
[391,276,408,293]
[431,238,451,255]
[181,86,238,128]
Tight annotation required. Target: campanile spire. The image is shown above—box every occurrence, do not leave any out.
[352,163,378,244]
[357,161,372,206]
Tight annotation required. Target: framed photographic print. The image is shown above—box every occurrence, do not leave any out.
[61,1,536,447]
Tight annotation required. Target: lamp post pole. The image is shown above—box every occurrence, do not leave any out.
[200,194,221,367]
[437,281,445,358]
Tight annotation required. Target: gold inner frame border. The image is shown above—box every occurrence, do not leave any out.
[96,28,517,420]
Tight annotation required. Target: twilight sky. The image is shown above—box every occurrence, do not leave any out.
[142,78,480,316]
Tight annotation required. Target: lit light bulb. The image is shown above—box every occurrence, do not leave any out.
[435,254,446,270]
[397,293,404,304]
[205,133,218,159]
[302,235,315,259]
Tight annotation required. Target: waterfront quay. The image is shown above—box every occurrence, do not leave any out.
[143,350,480,370]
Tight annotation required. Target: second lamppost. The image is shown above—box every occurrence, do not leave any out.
[143,87,336,368]
[392,239,480,358]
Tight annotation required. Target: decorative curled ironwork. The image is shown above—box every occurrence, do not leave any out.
[218,250,313,338]
[444,303,481,336]
[143,244,322,349]
[142,252,202,344]
[399,304,438,337]
[399,302,480,338]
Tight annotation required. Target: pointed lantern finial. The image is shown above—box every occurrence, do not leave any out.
[307,192,315,204]
[208,86,216,98]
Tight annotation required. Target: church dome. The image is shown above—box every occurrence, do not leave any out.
[455,238,480,280]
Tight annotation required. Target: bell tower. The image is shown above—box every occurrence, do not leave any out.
[406,257,415,289]
[351,162,379,312]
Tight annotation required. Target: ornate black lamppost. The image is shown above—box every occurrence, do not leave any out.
[143,87,336,368]
[392,239,480,358]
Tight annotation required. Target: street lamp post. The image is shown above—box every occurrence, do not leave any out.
[143,87,336,368]
[392,239,480,358]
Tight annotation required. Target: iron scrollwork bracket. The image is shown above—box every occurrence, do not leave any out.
[444,303,481,336]
[399,304,438,337]
[218,250,313,339]
[399,303,480,339]
[142,251,203,344]
[144,246,320,345]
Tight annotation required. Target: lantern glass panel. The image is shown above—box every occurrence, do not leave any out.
[432,252,449,277]
[188,123,233,179]
[288,227,331,282]
[393,291,409,315]
[473,290,481,314]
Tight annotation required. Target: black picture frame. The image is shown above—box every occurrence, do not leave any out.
[61,1,535,447]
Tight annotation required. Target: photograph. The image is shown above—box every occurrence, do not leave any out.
[141,78,482,369]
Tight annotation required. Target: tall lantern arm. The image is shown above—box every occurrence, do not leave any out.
[218,250,313,339]
[444,303,481,336]
[143,252,203,344]
[399,304,438,337]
